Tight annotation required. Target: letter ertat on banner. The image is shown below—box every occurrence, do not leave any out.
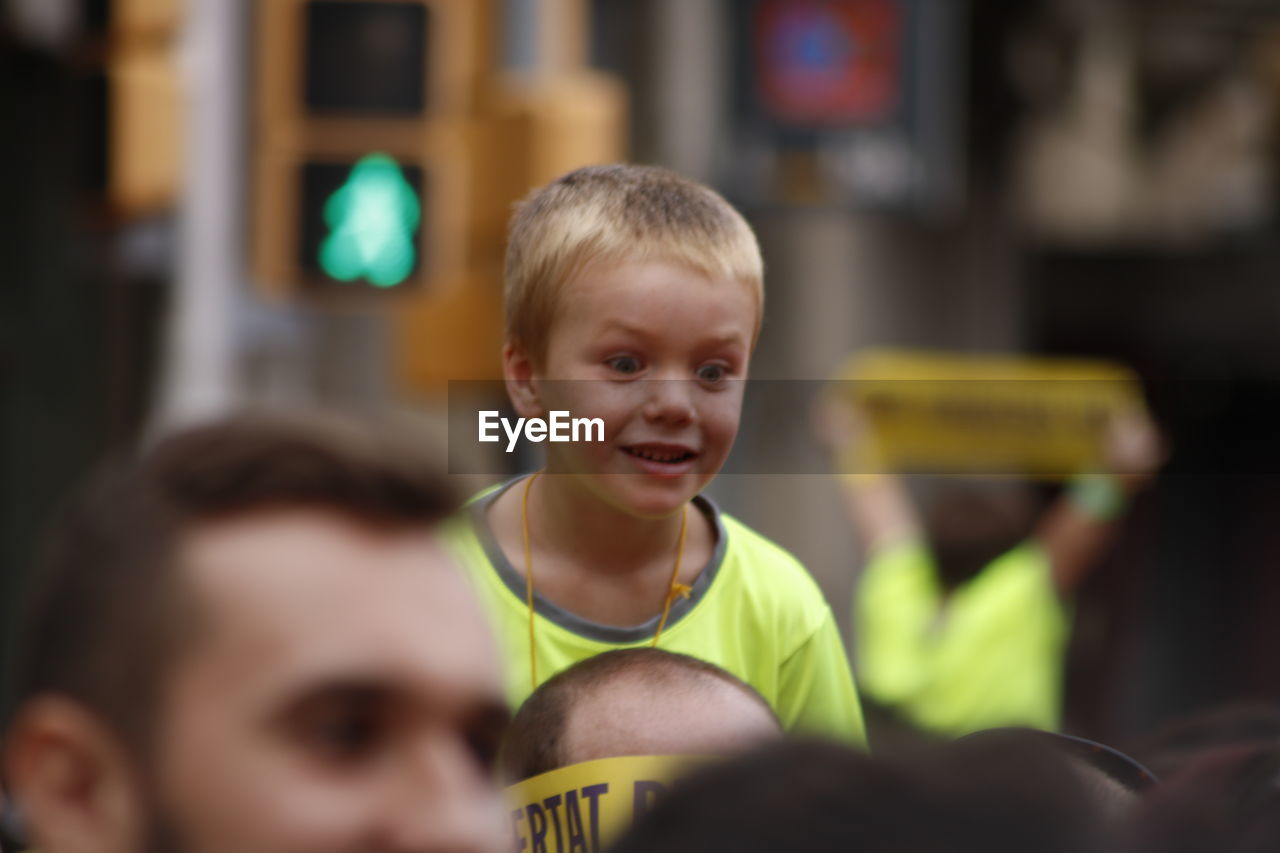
[830,348,1149,480]
[505,754,711,853]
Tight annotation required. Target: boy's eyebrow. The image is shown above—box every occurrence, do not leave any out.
[599,318,652,337]
[700,331,751,349]
[599,319,749,348]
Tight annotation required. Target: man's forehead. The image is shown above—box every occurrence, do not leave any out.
[181,508,458,599]
[171,508,500,698]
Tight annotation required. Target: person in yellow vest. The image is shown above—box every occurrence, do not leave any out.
[443,165,866,745]
[819,403,1162,737]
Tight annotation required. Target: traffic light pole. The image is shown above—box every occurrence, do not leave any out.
[150,0,246,432]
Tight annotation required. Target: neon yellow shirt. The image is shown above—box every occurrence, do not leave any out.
[443,480,866,745]
[854,539,1069,736]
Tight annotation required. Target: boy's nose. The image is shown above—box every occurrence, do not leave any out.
[642,379,696,425]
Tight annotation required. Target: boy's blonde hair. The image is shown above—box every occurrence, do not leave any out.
[504,164,764,363]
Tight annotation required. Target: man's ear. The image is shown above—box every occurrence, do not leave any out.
[502,340,545,419]
[4,696,145,853]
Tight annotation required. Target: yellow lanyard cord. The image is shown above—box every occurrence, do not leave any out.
[652,506,691,643]
[521,472,541,690]
[520,471,692,692]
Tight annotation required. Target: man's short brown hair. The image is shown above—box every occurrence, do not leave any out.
[504,164,765,365]
[3,412,457,752]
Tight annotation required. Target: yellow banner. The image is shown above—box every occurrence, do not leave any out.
[504,754,707,852]
[832,349,1146,479]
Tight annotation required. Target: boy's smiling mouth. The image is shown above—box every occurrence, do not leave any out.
[621,442,699,466]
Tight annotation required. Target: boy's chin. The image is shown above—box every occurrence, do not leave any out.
[593,472,704,519]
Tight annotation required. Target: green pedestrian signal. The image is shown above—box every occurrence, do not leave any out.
[317,154,421,287]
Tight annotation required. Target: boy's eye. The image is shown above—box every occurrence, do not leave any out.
[696,363,728,384]
[607,355,642,375]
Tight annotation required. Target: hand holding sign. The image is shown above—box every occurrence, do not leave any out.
[1102,408,1166,489]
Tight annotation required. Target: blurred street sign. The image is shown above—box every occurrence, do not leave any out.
[752,0,901,126]
[729,0,965,216]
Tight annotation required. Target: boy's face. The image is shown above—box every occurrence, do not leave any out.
[516,259,756,518]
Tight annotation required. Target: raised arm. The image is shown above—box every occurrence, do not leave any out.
[1035,410,1165,594]
[813,395,922,553]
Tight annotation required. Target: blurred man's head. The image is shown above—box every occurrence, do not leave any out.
[1127,702,1280,781]
[500,648,781,782]
[1129,743,1280,853]
[3,414,510,853]
[954,728,1156,824]
[610,737,1118,853]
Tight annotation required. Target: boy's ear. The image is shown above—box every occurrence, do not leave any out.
[502,341,545,419]
[4,695,146,853]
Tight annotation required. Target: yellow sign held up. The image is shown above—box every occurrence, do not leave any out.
[504,755,706,853]
[832,349,1147,480]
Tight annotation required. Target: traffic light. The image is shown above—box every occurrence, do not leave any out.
[393,268,506,392]
[250,0,627,387]
[251,0,492,298]
[460,71,629,269]
[83,0,185,217]
[393,70,627,392]
[309,154,422,288]
[386,0,627,392]
[252,131,468,299]
[89,0,184,39]
[106,47,182,216]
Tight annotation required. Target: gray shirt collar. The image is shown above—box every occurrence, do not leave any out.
[468,477,728,644]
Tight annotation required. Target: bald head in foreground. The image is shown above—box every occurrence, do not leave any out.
[500,648,782,782]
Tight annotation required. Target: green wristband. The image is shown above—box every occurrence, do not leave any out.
[1069,474,1127,521]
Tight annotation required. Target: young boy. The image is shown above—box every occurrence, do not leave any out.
[447,164,865,743]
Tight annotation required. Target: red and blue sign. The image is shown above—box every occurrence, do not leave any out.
[753,0,902,126]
